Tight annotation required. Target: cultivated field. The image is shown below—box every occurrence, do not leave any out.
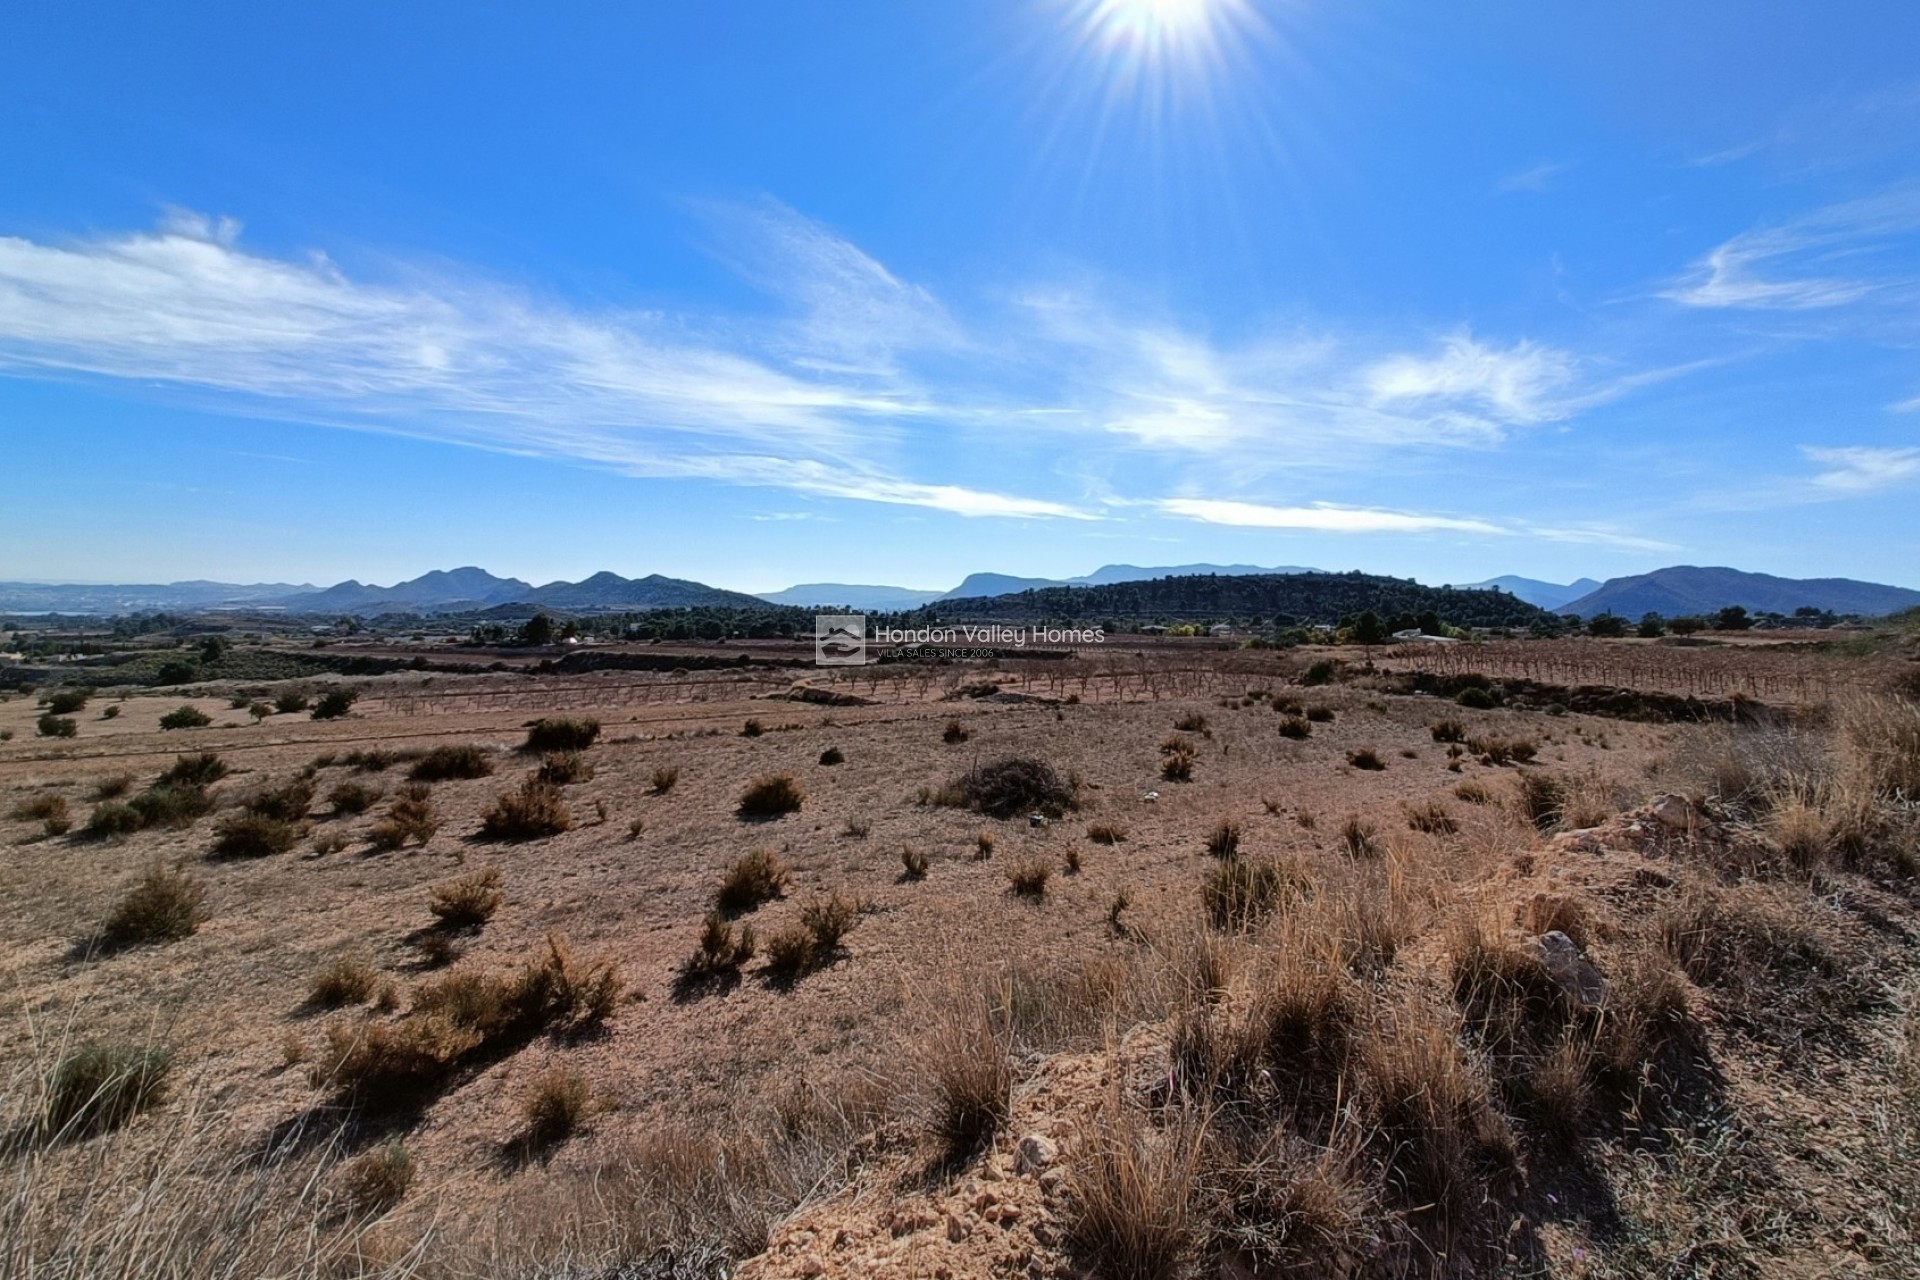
[2,638,1917,1278]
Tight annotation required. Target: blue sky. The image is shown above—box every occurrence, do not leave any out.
[3,0,1917,592]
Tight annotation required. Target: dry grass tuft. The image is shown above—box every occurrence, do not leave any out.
[308,957,379,1008]
[943,719,969,744]
[524,717,601,752]
[1339,814,1378,858]
[210,811,302,859]
[685,911,757,977]
[44,1040,174,1137]
[1202,858,1308,929]
[1278,715,1312,740]
[900,845,929,878]
[522,1067,594,1146]
[1204,818,1242,859]
[1454,779,1493,805]
[429,867,504,929]
[409,744,494,782]
[536,750,594,785]
[1088,821,1127,845]
[925,998,1013,1162]
[1346,748,1387,771]
[1405,799,1459,835]
[340,1138,414,1215]
[1066,1100,1201,1280]
[1007,860,1052,899]
[100,861,207,946]
[650,764,681,793]
[368,782,438,850]
[481,776,574,840]
[737,773,805,818]
[716,848,790,913]
[326,780,380,815]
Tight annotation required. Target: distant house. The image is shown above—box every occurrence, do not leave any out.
[1208,624,1235,637]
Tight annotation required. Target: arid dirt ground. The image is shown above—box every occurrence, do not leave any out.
[2,641,1917,1278]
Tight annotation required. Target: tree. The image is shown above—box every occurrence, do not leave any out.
[1587,613,1628,638]
[1669,616,1705,636]
[520,614,556,646]
[1713,605,1752,631]
[1351,611,1387,649]
[1637,612,1666,638]
[1417,610,1441,636]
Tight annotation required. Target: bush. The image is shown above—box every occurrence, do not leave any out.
[1430,719,1466,743]
[1205,819,1242,858]
[1203,858,1305,928]
[737,773,805,818]
[310,688,358,720]
[536,751,594,785]
[800,891,859,954]
[943,719,970,744]
[955,756,1075,819]
[1305,705,1335,723]
[100,704,120,720]
[158,705,211,730]
[522,1067,593,1146]
[1175,712,1210,733]
[409,744,493,781]
[650,764,680,793]
[741,718,764,738]
[309,957,379,1008]
[244,776,315,822]
[37,714,78,738]
[716,849,790,913]
[93,774,134,800]
[481,776,574,840]
[1088,822,1127,845]
[11,793,68,824]
[685,912,756,977]
[1066,1105,1201,1279]
[101,862,207,945]
[85,802,143,839]
[340,1138,414,1215]
[1340,814,1378,858]
[327,780,380,815]
[1278,716,1311,740]
[163,753,230,787]
[210,812,302,859]
[128,782,214,829]
[1516,772,1566,831]
[44,1041,173,1136]
[819,746,845,766]
[43,689,89,715]
[345,748,396,772]
[524,717,600,752]
[429,867,504,929]
[1468,736,1537,766]
[1162,749,1195,782]
[901,846,929,878]
[1406,799,1459,835]
[762,924,817,979]
[273,691,310,714]
[1347,748,1386,771]
[1007,860,1051,899]
[1301,659,1337,686]
[368,783,438,850]
[1456,686,1497,710]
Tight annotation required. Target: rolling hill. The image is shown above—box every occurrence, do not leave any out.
[1460,575,1603,611]
[1563,566,1920,619]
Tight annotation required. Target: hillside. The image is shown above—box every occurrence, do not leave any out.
[914,571,1550,628]
[757,583,948,609]
[1460,575,1601,610]
[1564,565,1920,619]
[941,561,1317,600]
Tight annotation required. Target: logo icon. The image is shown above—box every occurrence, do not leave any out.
[814,614,867,666]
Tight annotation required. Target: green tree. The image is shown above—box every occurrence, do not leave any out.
[1351,611,1387,648]
[1587,613,1628,638]
[520,614,556,646]
[1637,612,1666,638]
[1713,605,1752,631]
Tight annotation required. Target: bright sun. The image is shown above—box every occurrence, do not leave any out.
[1087,0,1228,57]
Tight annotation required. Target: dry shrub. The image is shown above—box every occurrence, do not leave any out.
[1162,749,1196,783]
[1520,892,1594,947]
[975,829,996,859]
[523,1067,594,1146]
[1515,771,1566,831]
[10,793,68,824]
[924,997,1013,1161]
[1360,1001,1515,1223]
[1454,779,1493,805]
[1339,814,1378,858]
[1067,1100,1202,1280]
[129,782,215,830]
[161,753,229,787]
[900,845,929,878]
[1205,819,1242,859]
[959,756,1076,818]
[1203,859,1308,930]
[1839,693,1920,800]
[1088,821,1127,845]
[326,780,380,815]
[800,891,859,955]
[1007,860,1052,899]
[942,719,969,744]
[1431,719,1466,743]
[1203,1129,1374,1276]
[100,861,208,947]
[1469,735,1538,766]
[761,924,816,979]
[1305,705,1335,723]
[686,912,757,977]
[409,744,494,781]
[650,764,680,793]
[741,718,764,738]
[210,812,302,859]
[429,867,504,929]
[243,777,314,823]
[345,747,397,772]
[1655,881,1866,1032]
[1405,799,1458,835]
[1175,711,1210,733]
[481,776,574,840]
[1065,847,1083,873]
[1346,748,1386,771]
[1277,716,1311,740]
[524,717,600,752]
[536,751,595,785]
[92,773,134,800]
[309,957,379,1008]
[716,849,790,913]
[85,802,143,839]
[737,773,805,818]
[340,1138,413,1215]
[368,782,438,850]
[818,746,844,766]
[44,1041,174,1137]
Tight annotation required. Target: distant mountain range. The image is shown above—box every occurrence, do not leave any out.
[1562,566,1920,619]
[1459,576,1603,611]
[3,562,1916,620]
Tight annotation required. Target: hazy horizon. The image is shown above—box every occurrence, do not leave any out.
[5,2,1917,590]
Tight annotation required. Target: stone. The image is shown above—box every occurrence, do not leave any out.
[1536,930,1608,1008]
[1014,1132,1059,1173]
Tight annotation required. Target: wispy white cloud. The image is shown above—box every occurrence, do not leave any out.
[1364,334,1575,425]
[1662,190,1920,310]
[1803,444,1920,493]
[1495,161,1571,194]
[1157,498,1505,534]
